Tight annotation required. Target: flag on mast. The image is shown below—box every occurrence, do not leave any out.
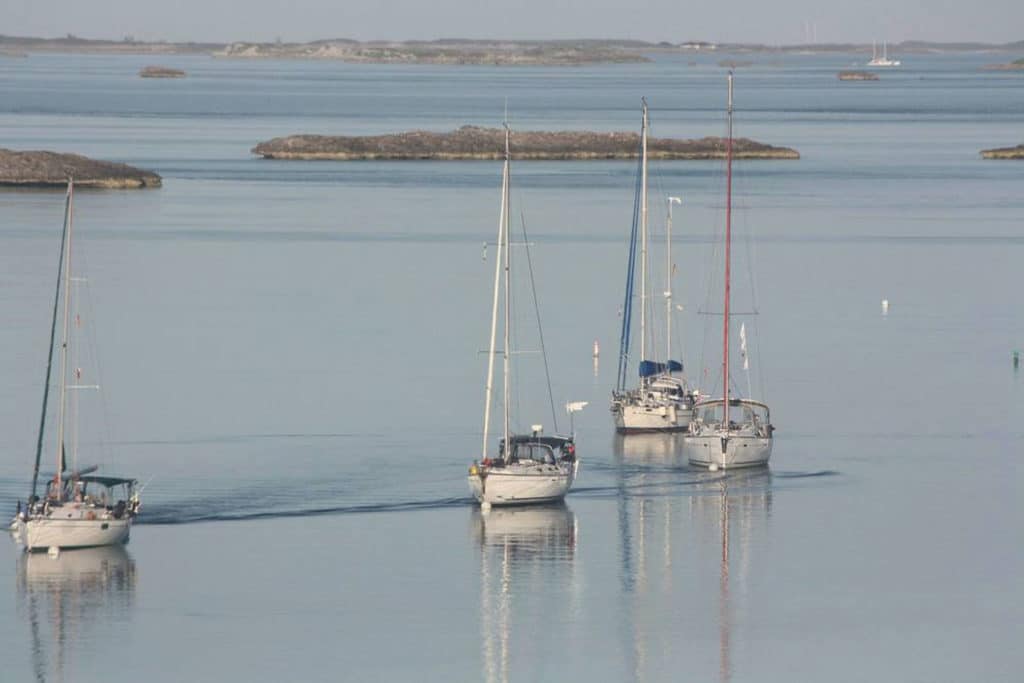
[565,401,589,414]
[739,323,749,370]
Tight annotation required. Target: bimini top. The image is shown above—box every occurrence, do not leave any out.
[639,360,683,378]
[502,433,574,447]
[77,475,137,488]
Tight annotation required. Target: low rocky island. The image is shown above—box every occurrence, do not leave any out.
[838,70,879,81]
[980,144,1024,159]
[981,58,1024,70]
[253,126,799,161]
[139,65,186,78]
[216,40,648,65]
[0,149,162,188]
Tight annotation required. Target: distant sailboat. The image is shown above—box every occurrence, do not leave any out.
[867,41,901,67]
[468,125,579,508]
[611,99,697,433]
[12,180,141,551]
[683,75,774,470]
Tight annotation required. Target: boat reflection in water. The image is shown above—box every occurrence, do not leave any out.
[614,433,771,682]
[696,468,772,683]
[16,545,136,683]
[472,504,578,683]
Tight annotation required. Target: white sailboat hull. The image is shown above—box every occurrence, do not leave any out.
[683,432,772,469]
[19,516,131,551]
[468,462,577,506]
[613,402,692,433]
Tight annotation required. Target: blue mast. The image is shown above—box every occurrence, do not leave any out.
[616,142,644,393]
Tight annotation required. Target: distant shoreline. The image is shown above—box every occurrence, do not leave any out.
[1,34,1022,63]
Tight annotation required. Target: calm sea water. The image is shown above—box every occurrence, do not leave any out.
[1,51,1022,682]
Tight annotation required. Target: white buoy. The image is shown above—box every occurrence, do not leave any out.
[592,339,600,358]
[881,299,889,315]
[709,463,719,472]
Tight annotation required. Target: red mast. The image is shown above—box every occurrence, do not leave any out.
[723,73,734,427]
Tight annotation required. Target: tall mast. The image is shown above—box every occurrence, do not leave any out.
[723,73,734,425]
[639,98,649,368]
[501,125,511,455]
[30,180,73,501]
[666,197,681,365]
[55,178,76,490]
[481,128,508,460]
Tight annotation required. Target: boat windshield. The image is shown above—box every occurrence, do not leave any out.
[43,476,135,506]
[510,443,557,465]
[695,400,768,425]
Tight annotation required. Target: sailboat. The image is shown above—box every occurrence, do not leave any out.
[867,41,901,67]
[468,125,579,508]
[12,180,141,552]
[611,99,697,433]
[683,75,774,470]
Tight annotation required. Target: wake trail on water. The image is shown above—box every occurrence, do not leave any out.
[139,495,472,525]
[772,469,840,479]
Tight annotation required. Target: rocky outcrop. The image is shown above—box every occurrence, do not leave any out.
[139,65,186,78]
[981,58,1024,70]
[980,144,1024,159]
[838,70,879,81]
[252,126,800,161]
[0,149,162,188]
[215,41,648,65]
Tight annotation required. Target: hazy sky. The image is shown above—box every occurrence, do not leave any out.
[4,0,1022,44]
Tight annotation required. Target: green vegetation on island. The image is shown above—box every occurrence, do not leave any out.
[252,126,800,161]
[0,149,162,188]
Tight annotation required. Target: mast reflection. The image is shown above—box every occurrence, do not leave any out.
[695,468,772,683]
[614,433,771,682]
[16,546,136,683]
[614,432,685,681]
[472,504,578,683]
